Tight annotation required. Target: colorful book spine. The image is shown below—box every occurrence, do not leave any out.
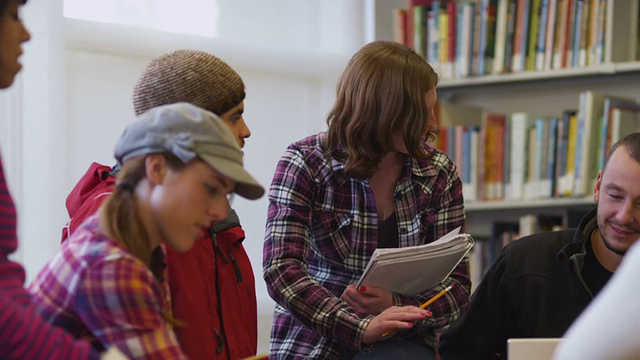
[503,0,518,72]
[543,0,558,70]
[526,0,541,71]
[493,0,509,74]
[534,0,549,71]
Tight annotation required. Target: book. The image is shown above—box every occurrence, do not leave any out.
[356,227,474,296]
[413,5,429,58]
[503,0,518,72]
[493,0,509,74]
[526,0,541,71]
[586,0,600,66]
[563,111,579,195]
[552,0,569,69]
[472,0,484,76]
[573,91,639,196]
[534,0,549,71]
[523,117,548,199]
[393,8,409,44]
[542,0,558,70]
[479,0,498,75]
[512,0,531,72]
[482,111,507,200]
[610,107,640,147]
[469,235,488,293]
[503,117,511,199]
[565,0,578,67]
[446,0,458,76]
[554,111,576,197]
[600,96,640,168]
[428,2,441,67]
[573,90,608,196]
[570,0,585,67]
[509,112,536,200]
[604,0,639,63]
[457,1,476,78]
[439,8,452,78]
[468,126,480,202]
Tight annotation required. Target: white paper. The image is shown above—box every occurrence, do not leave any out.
[356,227,473,295]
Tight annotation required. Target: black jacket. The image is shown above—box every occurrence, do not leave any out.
[439,208,599,359]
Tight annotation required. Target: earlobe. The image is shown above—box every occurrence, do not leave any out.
[145,154,167,185]
[593,171,603,202]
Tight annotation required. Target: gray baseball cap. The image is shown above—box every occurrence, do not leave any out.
[114,102,264,200]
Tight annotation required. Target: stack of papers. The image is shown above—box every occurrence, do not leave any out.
[356,227,474,295]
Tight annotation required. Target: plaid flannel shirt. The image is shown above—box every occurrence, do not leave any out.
[263,132,471,359]
[28,215,186,360]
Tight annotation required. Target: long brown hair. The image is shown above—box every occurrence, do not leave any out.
[99,153,186,325]
[325,40,439,180]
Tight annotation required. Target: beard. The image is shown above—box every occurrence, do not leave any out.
[601,234,628,256]
[599,218,640,256]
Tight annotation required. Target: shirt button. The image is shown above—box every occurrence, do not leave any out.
[400,227,408,234]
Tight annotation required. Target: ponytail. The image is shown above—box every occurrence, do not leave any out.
[99,153,186,326]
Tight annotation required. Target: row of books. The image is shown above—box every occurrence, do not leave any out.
[394,0,639,79]
[434,91,640,202]
[468,211,587,290]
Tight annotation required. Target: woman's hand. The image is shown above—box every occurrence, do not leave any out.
[340,285,393,315]
[361,306,431,344]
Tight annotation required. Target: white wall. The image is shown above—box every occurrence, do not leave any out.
[2,0,368,355]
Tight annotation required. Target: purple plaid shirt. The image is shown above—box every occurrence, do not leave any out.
[28,215,186,360]
[263,132,470,359]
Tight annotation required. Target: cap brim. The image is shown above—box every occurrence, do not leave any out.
[201,155,265,200]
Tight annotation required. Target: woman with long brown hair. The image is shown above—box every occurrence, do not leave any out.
[263,40,469,359]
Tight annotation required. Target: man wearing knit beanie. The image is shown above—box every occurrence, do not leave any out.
[133,50,251,148]
[61,50,258,360]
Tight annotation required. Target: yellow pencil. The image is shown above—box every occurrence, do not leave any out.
[382,284,454,337]
[418,284,453,309]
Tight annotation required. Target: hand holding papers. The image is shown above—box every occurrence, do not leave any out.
[356,227,474,295]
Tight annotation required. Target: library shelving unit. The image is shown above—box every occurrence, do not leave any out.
[366,0,640,238]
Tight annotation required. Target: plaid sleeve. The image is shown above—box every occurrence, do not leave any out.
[263,146,371,350]
[394,159,471,331]
[77,256,186,360]
[0,292,101,360]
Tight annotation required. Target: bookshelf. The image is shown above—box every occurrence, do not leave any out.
[465,197,594,234]
[369,0,640,280]
[438,61,640,89]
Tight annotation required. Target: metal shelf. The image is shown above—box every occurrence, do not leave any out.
[464,197,595,212]
[439,62,640,89]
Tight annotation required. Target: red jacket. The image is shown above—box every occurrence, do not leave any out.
[62,163,115,242]
[63,162,258,360]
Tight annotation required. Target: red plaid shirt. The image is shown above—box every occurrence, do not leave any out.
[0,154,99,359]
[29,215,186,359]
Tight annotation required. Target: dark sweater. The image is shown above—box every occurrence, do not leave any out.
[439,208,608,359]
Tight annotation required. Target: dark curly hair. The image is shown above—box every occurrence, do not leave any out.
[0,0,27,17]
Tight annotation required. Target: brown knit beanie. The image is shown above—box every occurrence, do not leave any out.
[133,50,245,116]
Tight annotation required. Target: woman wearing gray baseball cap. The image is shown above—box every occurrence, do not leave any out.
[28,102,264,359]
